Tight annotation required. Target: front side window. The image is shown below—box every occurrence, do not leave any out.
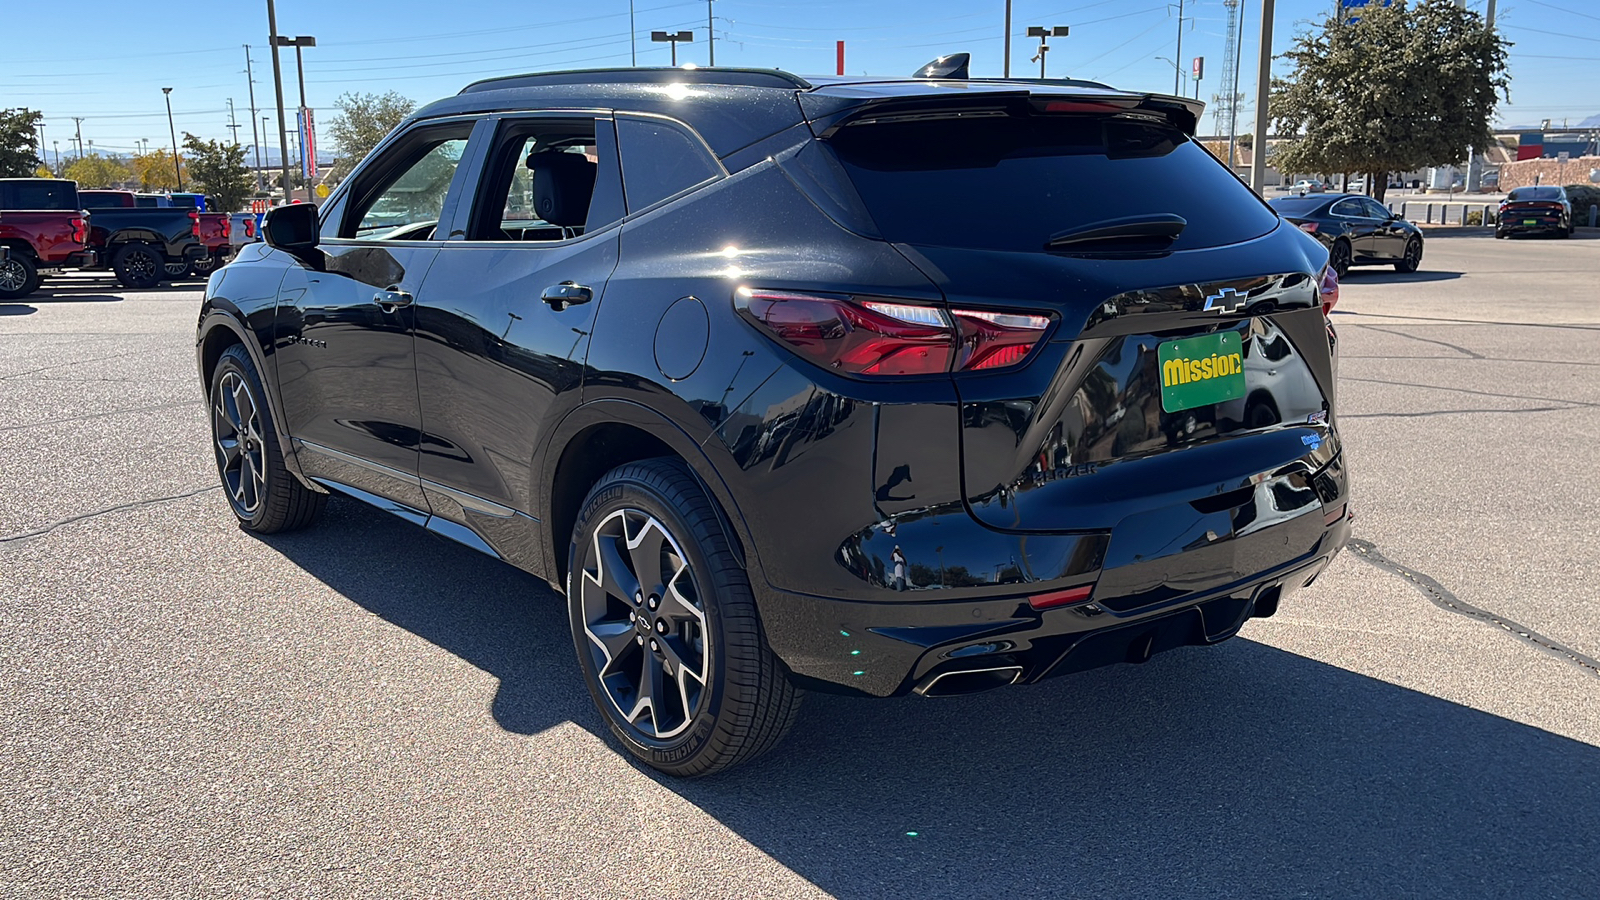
[345,129,472,241]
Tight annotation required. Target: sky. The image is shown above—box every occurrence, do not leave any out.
[2,0,1595,164]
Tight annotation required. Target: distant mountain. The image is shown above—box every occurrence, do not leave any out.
[1581,113,1600,128]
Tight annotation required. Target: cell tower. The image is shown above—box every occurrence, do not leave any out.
[1215,0,1244,168]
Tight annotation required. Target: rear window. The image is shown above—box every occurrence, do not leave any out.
[1269,196,1329,216]
[0,180,79,211]
[1508,187,1563,202]
[821,113,1278,252]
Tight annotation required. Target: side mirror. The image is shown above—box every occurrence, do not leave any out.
[262,203,319,253]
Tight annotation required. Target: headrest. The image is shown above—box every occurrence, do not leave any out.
[527,151,597,228]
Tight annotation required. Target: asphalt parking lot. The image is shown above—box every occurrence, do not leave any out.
[3,232,1598,898]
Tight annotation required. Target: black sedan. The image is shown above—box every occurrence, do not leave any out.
[1269,193,1424,276]
[1496,186,1574,239]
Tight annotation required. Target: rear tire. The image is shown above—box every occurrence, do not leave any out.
[111,243,163,289]
[207,344,327,533]
[0,253,40,300]
[567,458,801,777]
[1328,238,1352,277]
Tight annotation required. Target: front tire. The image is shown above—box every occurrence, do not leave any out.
[0,253,40,300]
[111,243,163,289]
[208,344,327,533]
[1394,236,1423,273]
[568,458,801,777]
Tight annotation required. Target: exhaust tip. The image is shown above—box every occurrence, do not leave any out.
[914,665,1023,698]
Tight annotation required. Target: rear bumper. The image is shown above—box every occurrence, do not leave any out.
[758,501,1352,698]
[63,250,98,269]
[1498,216,1567,233]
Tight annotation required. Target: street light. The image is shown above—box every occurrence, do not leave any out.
[1026,25,1069,79]
[162,87,184,191]
[273,34,317,185]
[651,30,693,66]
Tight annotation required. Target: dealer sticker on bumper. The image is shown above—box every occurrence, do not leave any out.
[1159,331,1246,413]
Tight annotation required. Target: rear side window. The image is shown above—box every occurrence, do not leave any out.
[616,116,721,212]
[822,114,1278,252]
[0,180,79,211]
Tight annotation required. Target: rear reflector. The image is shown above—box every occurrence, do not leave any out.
[1029,584,1094,610]
[1322,502,1347,526]
[735,288,1051,376]
[1319,265,1339,316]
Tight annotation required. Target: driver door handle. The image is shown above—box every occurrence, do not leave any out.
[541,281,593,311]
[373,287,413,312]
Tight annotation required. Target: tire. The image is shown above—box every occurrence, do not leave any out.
[111,243,163,289]
[162,261,189,280]
[1494,229,1505,239]
[567,458,802,777]
[1394,236,1423,273]
[1328,238,1352,278]
[0,252,40,300]
[207,344,327,533]
[190,255,222,278]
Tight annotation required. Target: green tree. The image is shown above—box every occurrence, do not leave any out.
[0,108,44,177]
[63,154,132,188]
[326,91,415,181]
[182,132,252,212]
[132,150,186,191]
[1271,0,1509,203]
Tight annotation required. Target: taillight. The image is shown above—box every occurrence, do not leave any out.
[1319,265,1339,316]
[1029,583,1094,611]
[245,218,255,238]
[70,216,86,245]
[1297,222,1318,234]
[221,217,230,238]
[734,288,1050,376]
[189,209,200,237]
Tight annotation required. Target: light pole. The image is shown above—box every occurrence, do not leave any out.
[273,35,317,185]
[265,0,294,199]
[1027,25,1069,79]
[651,30,693,66]
[1004,0,1013,77]
[707,0,715,65]
[162,87,184,191]
[629,1,637,65]
[1172,0,1187,95]
[1249,0,1274,195]
[52,141,60,172]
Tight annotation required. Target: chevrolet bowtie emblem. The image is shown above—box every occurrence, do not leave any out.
[1202,287,1247,313]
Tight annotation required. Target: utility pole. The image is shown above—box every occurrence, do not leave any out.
[629,1,637,65]
[1249,0,1274,195]
[1465,0,1497,191]
[163,87,184,191]
[266,0,294,199]
[1004,0,1013,77]
[227,99,242,145]
[707,0,714,65]
[72,117,85,159]
[245,45,264,192]
[1173,0,1186,95]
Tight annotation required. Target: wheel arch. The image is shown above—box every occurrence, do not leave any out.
[539,399,756,592]
[197,308,312,487]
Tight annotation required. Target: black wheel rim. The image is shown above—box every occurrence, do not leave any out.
[1331,241,1351,273]
[126,251,156,281]
[578,508,709,741]
[212,370,266,516]
[0,259,27,292]
[164,262,187,278]
[1406,240,1421,266]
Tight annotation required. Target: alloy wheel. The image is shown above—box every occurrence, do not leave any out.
[1329,240,1351,276]
[0,259,26,293]
[1405,240,1421,268]
[578,508,710,741]
[126,251,157,281]
[212,370,266,515]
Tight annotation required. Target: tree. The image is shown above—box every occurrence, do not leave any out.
[63,154,132,188]
[132,150,186,191]
[326,91,415,181]
[1271,0,1509,203]
[0,108,44,177]
[182,132,252,212]
[34,165,53,178]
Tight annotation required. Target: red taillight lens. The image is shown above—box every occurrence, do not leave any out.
[735,288,1050,376]
[221,217,230,238]
[189,209,200,237]
[1297,222,1318,234]
[1319,265,1339,316]
[70,216,86,244]
[245,218,255,238]
[1029,584,1094,611]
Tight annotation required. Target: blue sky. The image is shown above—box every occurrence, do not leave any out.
[3,0,1594,162]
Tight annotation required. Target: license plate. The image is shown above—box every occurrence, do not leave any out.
[1159,332,1246,413]
[1524,219,1538,225]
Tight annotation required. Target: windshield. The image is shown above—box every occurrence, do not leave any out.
[822,113,1278,252]
[1508,187,1563,202]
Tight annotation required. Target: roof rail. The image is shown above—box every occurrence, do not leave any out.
[460,67,813,95]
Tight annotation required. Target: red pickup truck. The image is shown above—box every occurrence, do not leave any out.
[0,178,95,300]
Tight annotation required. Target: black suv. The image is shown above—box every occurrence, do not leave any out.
[197,66,1350,776]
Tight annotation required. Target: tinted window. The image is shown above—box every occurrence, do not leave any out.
[1509,187,1563,202]
[0,180,78,211]
[348,134,470,240]
[616,116,721,212]
[466,118,624,241]
[1361,198,1392,219]
[79,191,134,208]
[824,114,1277,251]
[1269,196,1329,216]
[1329,198,1366,217]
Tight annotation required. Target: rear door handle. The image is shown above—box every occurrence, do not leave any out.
[541,281,593,311]
[373,286,413,312]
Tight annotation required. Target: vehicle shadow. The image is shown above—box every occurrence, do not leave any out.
[1340,269,1462,285]
[264,498,1600,899]
[0,304,37,316]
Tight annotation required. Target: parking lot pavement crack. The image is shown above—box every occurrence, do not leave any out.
[1332,311,1600,331]
[0,485,220,545]
[1348,538,1600,681]
[0,401,198,433]
[0,350,142,381]
[1353,324,1485,359]
[1342,405,1576,420]
[1341,376,1600,410]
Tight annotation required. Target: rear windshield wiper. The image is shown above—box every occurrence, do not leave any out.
[1046,213,1187,250]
